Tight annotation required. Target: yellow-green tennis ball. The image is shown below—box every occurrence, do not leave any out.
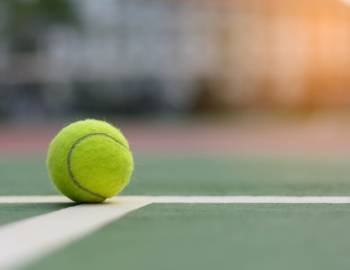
[47,119,134,203]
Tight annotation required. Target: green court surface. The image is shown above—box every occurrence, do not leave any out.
[1,154,350,269]
[0,204,72,226]
[27,204,350,270]
[1,154,350,196]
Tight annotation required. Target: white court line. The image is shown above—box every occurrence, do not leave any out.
[0,196,71,204]
[124,196,350,204]
[2,195,350,269]
[2,195,350,204]
[0,199,150,270]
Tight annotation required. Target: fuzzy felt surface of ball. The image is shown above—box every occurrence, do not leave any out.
[47,119,134,203]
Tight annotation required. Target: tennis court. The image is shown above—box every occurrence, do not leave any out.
[2,0,350,269]
[1,121,350,270]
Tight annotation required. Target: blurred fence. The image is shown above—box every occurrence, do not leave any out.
[1,0,350,121]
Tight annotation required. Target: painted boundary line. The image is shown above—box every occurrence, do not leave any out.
[0,199,150,270]
[119,196,350,204]
[2,195,350,269]
[2,195,350,204]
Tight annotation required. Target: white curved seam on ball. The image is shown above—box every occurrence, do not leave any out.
[67,132,129,200]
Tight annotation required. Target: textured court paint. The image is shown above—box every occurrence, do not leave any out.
[2,156,350,196]
[128,155,350,196]
[0,158,56,196]
[0,200,149,270]
[27,204,350,270]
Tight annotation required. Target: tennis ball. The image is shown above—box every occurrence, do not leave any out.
[47,119,134,203]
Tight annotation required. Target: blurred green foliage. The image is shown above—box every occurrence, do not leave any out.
[0,0,80,52]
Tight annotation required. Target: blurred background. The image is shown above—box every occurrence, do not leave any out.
[2,0,350,156]
[2,2,350,268]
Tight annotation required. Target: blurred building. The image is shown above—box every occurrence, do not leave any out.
[1,0,350,119]
[217,0,350,111]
